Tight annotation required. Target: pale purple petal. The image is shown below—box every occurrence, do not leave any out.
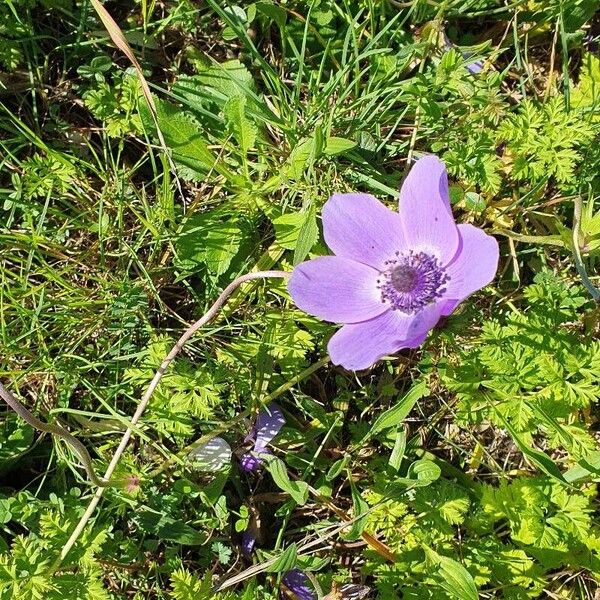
[288,256,387,323]
[281,569,317,600]
[242,529,256,555]
[322,193,406,270]
[442,224,499,302]
[254,403,285,452]
[327,304,442,370]
[439,298,460,317]
[466,59,483,74]
[398,156,459,264]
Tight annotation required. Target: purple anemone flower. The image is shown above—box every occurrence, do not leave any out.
[281,569,317,600]
[288,155,499,371]
[240,403,285,472]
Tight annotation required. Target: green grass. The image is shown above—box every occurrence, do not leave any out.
[1,0,600,598]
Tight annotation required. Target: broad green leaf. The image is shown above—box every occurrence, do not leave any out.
[141,97,238,183]
[365,380,429,441]
[0,499,12,524]
[266,543,297,573]
[0,414,33,467]
[388,429,407,472]
[425,546,478,600]
[197,59,254,99]
[176,212,243,276]
[264,456,309,505]
[564,451,600,482]
[342,478,369,542]
[287,137,317,180]
[188,437,232,472]
[224,95,257,156]
[138,511,207,545]
[324,136,357,156]
[272,212,305,250]
[326,455,349,481]
[407,459,441,483]
[256,1,287,27]
[562,0,598,32]
[491,400,567,484]
[293,206,318,265]
[157,520,208,545]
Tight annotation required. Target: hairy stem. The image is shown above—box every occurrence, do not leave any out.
[48,269,289,571]
[0,382,110,488]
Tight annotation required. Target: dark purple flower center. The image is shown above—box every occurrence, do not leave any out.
[390,264,419,293]
[378,251,449,313]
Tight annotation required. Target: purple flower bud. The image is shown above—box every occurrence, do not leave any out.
[240,403,285,471]
[281,569,317,600]
[247,403,286,451]
[241,529,256,556]
[240,452,263,472]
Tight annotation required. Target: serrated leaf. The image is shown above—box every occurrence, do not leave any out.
[224,95,257,155]
[140,97,238,183]
[176,212,243,276]
[287,137,317,180]
[272,212,305,250]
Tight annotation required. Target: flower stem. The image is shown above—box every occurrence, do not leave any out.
[0,382,110,488]
[47,269,289,572]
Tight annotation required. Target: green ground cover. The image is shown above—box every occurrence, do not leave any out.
[1,0,600,598]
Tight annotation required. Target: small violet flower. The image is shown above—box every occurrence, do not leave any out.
[241,529,256,556]
[239,402,285,472]
[443,33,484,74]
[281,569,317,600]
[288,155,499,371]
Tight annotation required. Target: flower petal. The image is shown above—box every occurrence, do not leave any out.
[254,403,285,452]
[241,529,256,556]
[399,155,459,264]
[281,569,317,600]
[327,304,442,371]
[288,256,387,323]
[439,298,460,316]
[442,224,499,301]
[322,193,406,270]
[188,437,232,472]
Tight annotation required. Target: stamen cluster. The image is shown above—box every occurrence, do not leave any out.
[377,251,449,313]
